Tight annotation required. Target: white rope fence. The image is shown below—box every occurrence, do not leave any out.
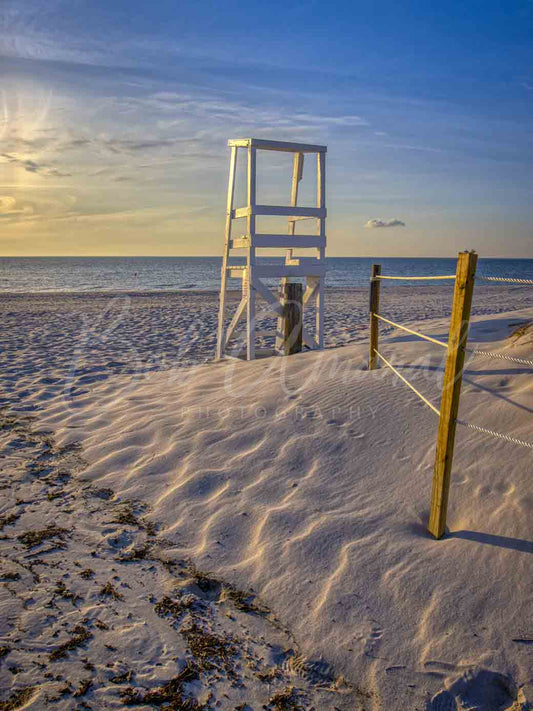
[374,274,456,281]
[371,260,533,453]
[373,349,440,415]
[369,254,532,537]
[375,347,533,449]
[373,314,448,348]
[464,348,533,368]
[456,419,533,450]
[477,275,533,285]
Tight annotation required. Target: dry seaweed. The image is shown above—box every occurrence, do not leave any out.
[17,525,69,549]
[154,595,195,620]
[120,662,203,709]
[180,622,237,672]
[99,581,124,601]
[112,503,140,527]
[110,670,133,684]
[72,679,92,698]
[267,687,302,710]
[116,543,152,562]
[0,513,20,532]
[0,687,36,710]
[50,625,92,661]
[53,580,82,605]
[222,584,266,614]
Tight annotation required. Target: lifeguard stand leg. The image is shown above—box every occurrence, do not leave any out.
[216,146,237,360]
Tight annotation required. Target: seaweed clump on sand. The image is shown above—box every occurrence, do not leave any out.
[180,622,237,673]
[49,625,92,661]
[0,687,36,710]
[120,662,204,709]
[154,595,195,621]
[267,686,303,711]
[99,581,124,601]
[17,525,69,549]
[0,512,20,532]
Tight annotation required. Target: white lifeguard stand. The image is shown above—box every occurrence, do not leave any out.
[216,138,327,360]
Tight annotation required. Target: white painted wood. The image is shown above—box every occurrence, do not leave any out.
[216,145,238,360]
[253,264,326,278]
[217,138,327,361]
[231,235,326,249]
[303,278,319,306]
[228,138,327,153]
[288,152,304,238]
[302,328,319,349]
[224,296,247,346]
[233,205,326,219]
[285,257,323,267]
[252,277,283,316]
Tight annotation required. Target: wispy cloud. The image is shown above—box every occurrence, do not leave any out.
[364,218,406,228]
[1,152,71,176]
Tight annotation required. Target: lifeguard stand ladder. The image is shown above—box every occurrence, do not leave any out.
[216,138,327,361]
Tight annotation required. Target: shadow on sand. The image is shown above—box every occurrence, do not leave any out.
[448,530,533,553]
[407,520,532,554]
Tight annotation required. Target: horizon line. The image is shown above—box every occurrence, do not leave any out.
[0,255,531,260]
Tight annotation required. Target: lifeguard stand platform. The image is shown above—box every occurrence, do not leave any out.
[216,138,327,361]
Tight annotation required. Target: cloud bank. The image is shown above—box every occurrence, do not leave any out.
[364,218,406,228]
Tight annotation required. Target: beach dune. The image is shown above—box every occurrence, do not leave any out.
[33,306,533,710]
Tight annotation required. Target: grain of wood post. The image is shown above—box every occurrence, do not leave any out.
[368,264,381,369]
[428,250,478,539]
[282,280,303,355]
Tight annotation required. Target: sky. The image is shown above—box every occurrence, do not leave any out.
[1,0,532,257]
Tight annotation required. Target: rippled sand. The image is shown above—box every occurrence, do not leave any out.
[1,288,532,709]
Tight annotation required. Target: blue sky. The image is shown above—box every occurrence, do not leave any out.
[1,0,532,256]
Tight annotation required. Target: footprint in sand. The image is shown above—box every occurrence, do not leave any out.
[364,623,383,657]
[428,668,520,711]
[426,689,457,710]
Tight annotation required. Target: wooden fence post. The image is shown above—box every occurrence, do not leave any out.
[281,280,303,355]
[369,264,381,369]
[428,250,478,539]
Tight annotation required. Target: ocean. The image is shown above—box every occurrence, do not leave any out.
[0,257,531,293]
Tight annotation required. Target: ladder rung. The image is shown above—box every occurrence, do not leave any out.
[253,264,326,278]
[285,257,323,267]
[233,205,326,219]
[231,235,326,249]
[228,266,247,278]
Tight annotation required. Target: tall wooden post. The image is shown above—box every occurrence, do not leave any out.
[368,264,381,370]
[316,151,326,348]
[246,146,257,361]
[281,280,303,355]
[428,251,478,539]
[277,153,304,353]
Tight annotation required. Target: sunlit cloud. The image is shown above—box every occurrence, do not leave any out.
[364,218,406,228]
[0,195,34,219]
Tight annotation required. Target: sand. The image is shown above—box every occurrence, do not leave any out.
[1,286,532,710]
